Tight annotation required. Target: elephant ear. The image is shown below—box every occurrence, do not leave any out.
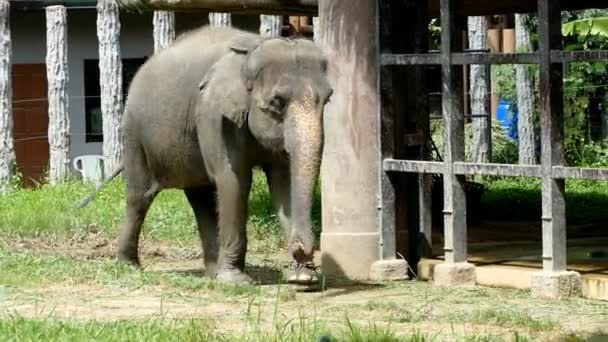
[198,51,250,128]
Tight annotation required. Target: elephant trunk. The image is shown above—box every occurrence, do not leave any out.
[285,96,323,264]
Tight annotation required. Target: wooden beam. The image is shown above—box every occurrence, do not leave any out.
[115,0,317,15]
[97,0,123,176]
[209,12,231,26]
[0,0,14,194]
[538,0,566,273]
[453,162,541,177]
[552,166,608,181]
[46,5,71,185]
[383,159,444,174]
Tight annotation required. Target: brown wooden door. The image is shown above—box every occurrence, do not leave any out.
[12,64,49,186]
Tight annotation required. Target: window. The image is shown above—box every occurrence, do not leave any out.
[84,58,147,142]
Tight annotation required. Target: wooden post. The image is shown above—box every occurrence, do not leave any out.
[153,11,175,53]
[433,0,476,287]
[0,0,14,194]
[318,0,407,281]
[259,15,282,37]
[530,0,582,299]
[46,5,71,185]
[209,12,231,27]
[97,0,123,176]
[312,16,319,41]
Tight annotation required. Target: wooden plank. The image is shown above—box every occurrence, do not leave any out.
[383,159,444,174]
[440,0,467,265]
[552,166,608,181]
[453,162,541,177]
[538,0,567,273]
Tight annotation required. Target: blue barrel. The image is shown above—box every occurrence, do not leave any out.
[496,99,518,140]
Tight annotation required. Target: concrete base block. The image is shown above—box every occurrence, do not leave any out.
[433,262,476,287]
[530,271,582,299]
[370,259,409,281]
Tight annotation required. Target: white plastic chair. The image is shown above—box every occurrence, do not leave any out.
[73,155,105,185]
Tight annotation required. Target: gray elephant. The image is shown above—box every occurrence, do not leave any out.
[78,25,333,285]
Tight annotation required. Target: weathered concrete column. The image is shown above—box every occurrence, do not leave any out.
[46,5,71,185]
[318,0,406,281]
[153,11,175,53]
[0,0,14,194]
[97,0,123,176]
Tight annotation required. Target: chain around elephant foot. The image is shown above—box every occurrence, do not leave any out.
[285,261,320,285]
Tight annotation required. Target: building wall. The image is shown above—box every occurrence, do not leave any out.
[11,8,260,173]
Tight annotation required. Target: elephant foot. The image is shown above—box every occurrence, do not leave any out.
[216,267,254,285]
[285,261,320,285]
[116,250,141,268]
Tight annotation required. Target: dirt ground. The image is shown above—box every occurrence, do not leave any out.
[1,234,608,341]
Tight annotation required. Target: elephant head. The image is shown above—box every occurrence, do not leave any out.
[199,35,333,266]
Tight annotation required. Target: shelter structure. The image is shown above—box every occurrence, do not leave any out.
[1,0,607,299]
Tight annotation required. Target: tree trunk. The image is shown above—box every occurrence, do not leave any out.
[153,11,175,53]
[208,12,231,27]
[515,13,536,165]
[97,0,123,176]
[0,0,14,194]
[46,5,70,185]
[467,16,490,163]
[259,15,282,37]
[312,16,318,41]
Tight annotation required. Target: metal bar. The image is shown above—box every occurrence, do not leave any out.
[485,63,492,162]
[115,0,317,14]
[453,162,541,177]
[553,166,608,180]
[538,0,567,273]
[440,0,467,265]
[551,50,608,63]
[452,52,539,64]
[383,159,445,174]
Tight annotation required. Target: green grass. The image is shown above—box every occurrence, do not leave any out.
[478,177,608,223]
[0,170,322,252]
[0,250,266,297]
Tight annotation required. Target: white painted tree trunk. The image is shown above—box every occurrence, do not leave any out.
[153,11,175,53]
[46,5,70,185]
[208,12,231,27]
[0,0,13,194]
[97,0,123,176]
[467,16,490,162]
[515,13,536,165]
[259,15,281,37]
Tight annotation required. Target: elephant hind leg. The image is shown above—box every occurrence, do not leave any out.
[117,145,159,266]
[184,187,219,277]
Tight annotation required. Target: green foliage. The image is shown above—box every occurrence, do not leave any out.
[430,120,518,164]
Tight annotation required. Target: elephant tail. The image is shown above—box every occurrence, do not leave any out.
[74,164,125,209]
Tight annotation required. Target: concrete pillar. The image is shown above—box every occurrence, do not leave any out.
[317,0,406,281]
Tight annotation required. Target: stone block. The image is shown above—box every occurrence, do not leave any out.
[530,271,582,299]
[433,262,476,287]
[370,259,409,281]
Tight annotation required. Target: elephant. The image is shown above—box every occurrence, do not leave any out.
[77,25,333,285]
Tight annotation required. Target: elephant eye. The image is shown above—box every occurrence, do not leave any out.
[268,96,287,114]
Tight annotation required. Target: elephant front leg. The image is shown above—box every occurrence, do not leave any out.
[215,169,254,284]
[264,165,319,286]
